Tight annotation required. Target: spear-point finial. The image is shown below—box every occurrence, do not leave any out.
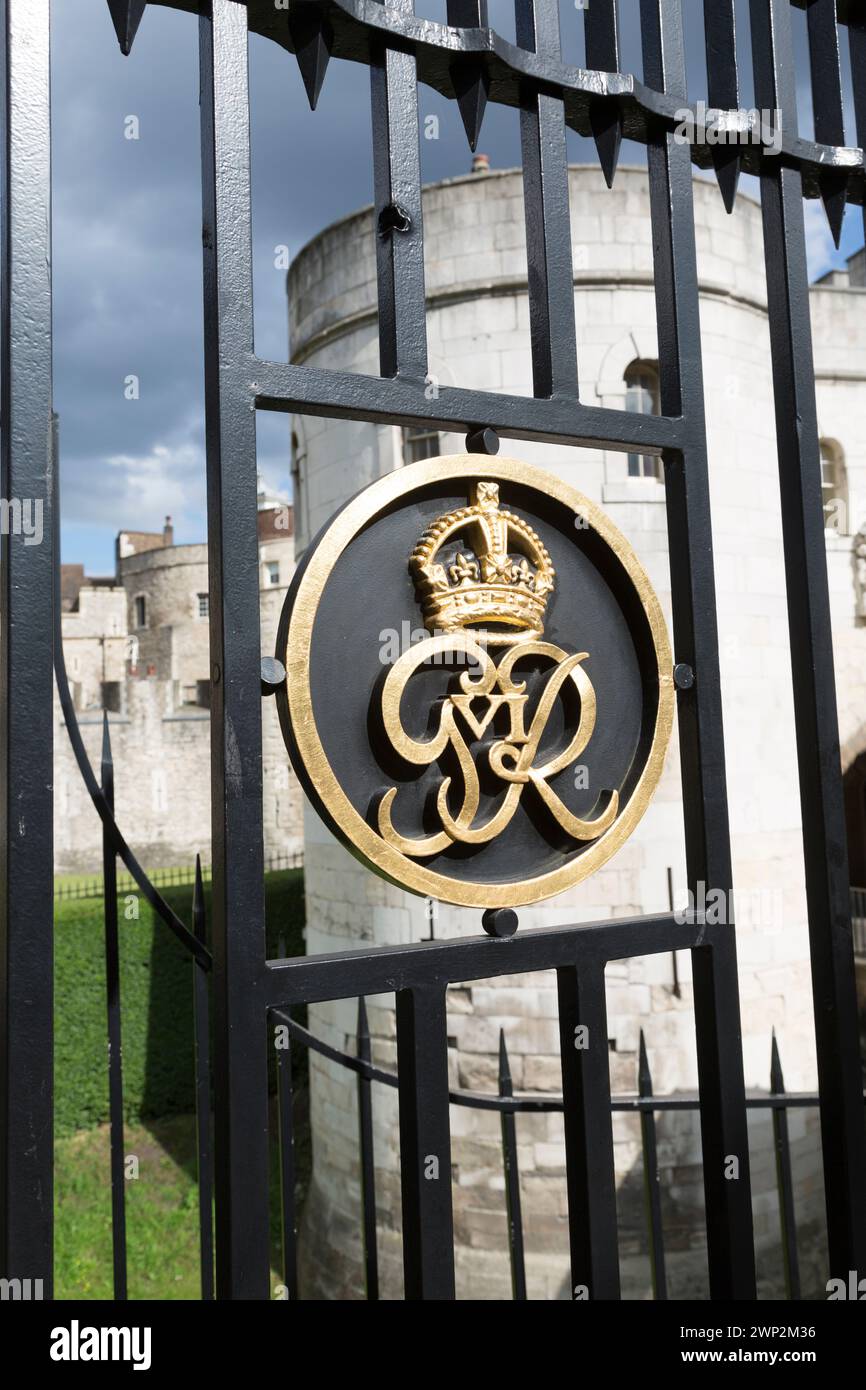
[100,711,114,807]
[106,0,147,57]
[591,105,621,190]
[638,1028,652,1097]
[288,1,333,112]
[712,147,740,216]
[770,1027,785,1094]
[356,996,373,1066]
[100,708,113,769]
[820,173,847,251]
[446,1,489,151]
[193,853,206,944]
[453,62,489,153]
[498,1028,513,1098]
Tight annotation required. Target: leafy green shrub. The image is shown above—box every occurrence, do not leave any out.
[54,869,304,1137]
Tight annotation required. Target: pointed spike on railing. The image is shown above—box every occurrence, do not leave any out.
[820,175,847,251]
[712,148,740,216]
[100,709,113,773]
[591,108,621,190]
[584,0,621,187]
[498,1028,513,1098]
[192,853,206,944]
[703,1,740,212]
[638,1028,652,1097]
[288,1,333,112]
[454,65,489,153]
[106,0,147,57]
[448,0,489,151]
[805,0,846,249]
[770,1028,785,1094]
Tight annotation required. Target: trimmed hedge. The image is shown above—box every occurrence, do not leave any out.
[54,869,304,1138]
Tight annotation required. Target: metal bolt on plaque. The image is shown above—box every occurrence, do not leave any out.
[276,456,674,909]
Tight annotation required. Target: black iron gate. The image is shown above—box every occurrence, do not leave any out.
[1,0,864,1300]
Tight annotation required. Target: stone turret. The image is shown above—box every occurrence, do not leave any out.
[288,166,866,1299]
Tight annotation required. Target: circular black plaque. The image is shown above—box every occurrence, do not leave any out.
[276,455,673,908]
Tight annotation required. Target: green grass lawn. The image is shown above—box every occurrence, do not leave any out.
[53,869,310,1299]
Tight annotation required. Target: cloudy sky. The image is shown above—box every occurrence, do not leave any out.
[52,0,862,573]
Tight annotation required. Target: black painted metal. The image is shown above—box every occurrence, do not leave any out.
[371,0,427,381]
[702,0,740,213]
[192,858,215,1301]
[272,1006,855,1300]
[1,0,862,1301]
[750,0,866,1282]
[101,717,128,1301]
[498,1031,527,1300]
[517,0,578,399]
[356,997,380,1301]
[200,0,271,1299]
[557,964,620,1299]
[642,0,755,1299]
[395,986,455,1299]
[0,0,54,1295]
[274,1011,299,1301]
[584,0,622,188]
[638,1031,667,1300]
[770,1031,801,1301]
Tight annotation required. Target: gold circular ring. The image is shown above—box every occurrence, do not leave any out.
[279,454,674,908]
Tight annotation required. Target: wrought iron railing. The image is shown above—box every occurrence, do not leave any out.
[3,0,866,1300]
[270,1005,855,1302]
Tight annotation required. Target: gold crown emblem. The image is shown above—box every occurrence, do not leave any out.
[409,480,555,635]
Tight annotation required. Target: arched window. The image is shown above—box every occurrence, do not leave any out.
[820,438,848,533]
[625,361,661,480]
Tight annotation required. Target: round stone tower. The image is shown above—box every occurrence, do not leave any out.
[286,166,866,1300]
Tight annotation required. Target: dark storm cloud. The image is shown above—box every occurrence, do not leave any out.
[52,1,858,571]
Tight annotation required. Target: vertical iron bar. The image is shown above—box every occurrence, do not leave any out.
[200,0,271,1298]
[668,865,681,998]
[806,0,847,245]
[638,1031,667,1300]
[0,0,54,1295]
[770,1033,800,1300]
[276,1014,298,1301]
[498,1030,527,1300]
[847,12,866,245]
[101,715,127,1301]
[584,0,622,186]
[702,0,740,212]
[641,0,756,1299]
[192,856,214,1301]
[516,0,578,398]
[556,962,620,1299]
[356,997,380,1301]
[395,985,455,1299]
[370,0,427,380]
[447,0,489,151]
[750,0,866,1281]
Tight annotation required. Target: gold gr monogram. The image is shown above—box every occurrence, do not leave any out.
[377,483,618,855]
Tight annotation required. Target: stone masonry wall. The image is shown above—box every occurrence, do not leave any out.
[288,166,856,1298]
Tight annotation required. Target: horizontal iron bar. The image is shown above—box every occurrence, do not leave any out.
[263,912,719,1006]
[146,2,865,203]
[241,0,866,205]
[271,1010,847,1115]
[251,356,683,452]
